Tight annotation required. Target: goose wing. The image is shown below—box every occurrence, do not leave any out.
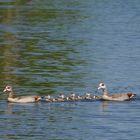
[111,93,128,98]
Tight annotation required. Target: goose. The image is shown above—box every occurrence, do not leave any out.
[3,85,41,103]
[98,83,136,101]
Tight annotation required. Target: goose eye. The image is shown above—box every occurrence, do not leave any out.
[101,83,104,86]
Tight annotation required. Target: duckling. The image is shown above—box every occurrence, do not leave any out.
[3,85,41,103]
[98,83,136,101]
[44,95,57,102]
[77,95,83,100]
[56,94,66,102]
[84,93,93,100]
[80,93,96,101]
[44,95,52,102]
[68,93,80,101]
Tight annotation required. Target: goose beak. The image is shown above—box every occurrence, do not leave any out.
[98,87,101,90]
[3,89,7,92]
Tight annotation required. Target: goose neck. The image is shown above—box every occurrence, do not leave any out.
[8,91,15,98]
[102,88,108,95]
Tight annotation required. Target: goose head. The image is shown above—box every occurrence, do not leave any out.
[98,83,107,90]
[3,85,13,93]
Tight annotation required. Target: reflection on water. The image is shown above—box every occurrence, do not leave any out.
[100,101,109,112]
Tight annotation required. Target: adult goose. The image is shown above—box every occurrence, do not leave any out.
[3,85,41,103]
[98,83,136,101]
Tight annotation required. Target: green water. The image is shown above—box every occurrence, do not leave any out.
[0,0,94,95]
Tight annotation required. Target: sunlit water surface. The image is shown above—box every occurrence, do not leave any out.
[0,0,140,139]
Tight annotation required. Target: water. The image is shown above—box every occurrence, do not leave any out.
[0,0,140,139]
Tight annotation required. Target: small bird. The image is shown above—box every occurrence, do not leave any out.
[68,93,80,101]
[84,93,93,100]
[3,85,41,103]
[98,83,136,101]
[44,95,57,102]
[56,94,66,102]
[68,93,76,101]
[81,93,100,101]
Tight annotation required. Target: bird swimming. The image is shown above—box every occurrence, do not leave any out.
[98,82,136,101]
[3,85,41,103]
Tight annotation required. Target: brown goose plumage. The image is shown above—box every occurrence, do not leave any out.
[98,83,136,101]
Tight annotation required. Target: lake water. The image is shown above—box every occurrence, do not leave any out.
[0,0,140,139]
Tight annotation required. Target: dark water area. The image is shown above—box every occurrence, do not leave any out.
[0,0,140,139]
